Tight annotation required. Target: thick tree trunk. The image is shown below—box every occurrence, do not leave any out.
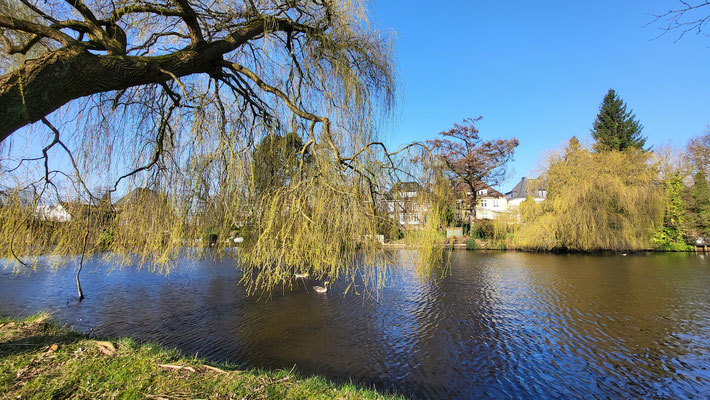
[469,194,477,225]
[468,200,476,226]
[0,44,220,142]
[0,18,302,141]
[466,180,478,226]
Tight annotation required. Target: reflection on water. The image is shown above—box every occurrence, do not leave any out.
[1,251,709,399]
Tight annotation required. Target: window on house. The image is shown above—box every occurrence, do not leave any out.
[480,200,488,208]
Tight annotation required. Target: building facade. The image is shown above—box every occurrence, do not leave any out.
[505,177,547,208]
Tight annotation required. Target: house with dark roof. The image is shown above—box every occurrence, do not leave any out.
[505,177,547,208]
[112,187,171,227]
[114,187,162,208]
[383,181,428,227]
[453,181,508,221]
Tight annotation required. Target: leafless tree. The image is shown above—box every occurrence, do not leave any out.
[648,0,710,41]
[687,129,710,176]
[427,117,519,223]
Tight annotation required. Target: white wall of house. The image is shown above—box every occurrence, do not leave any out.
[475,195,508,220]
[388,180,549,225]
[506,195,545,209]
[456,193,510,221]
[36,204,72,222]
[386,199,428,227]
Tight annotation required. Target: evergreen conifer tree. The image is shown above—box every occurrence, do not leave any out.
[591,89,647,151]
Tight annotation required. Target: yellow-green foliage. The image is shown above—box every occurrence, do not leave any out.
[0,0,414,294]
[404,171,451,278]
[0,187,188,273]
[242,168,390,293]
[514,140,664,251]
[0,144,450,295]
[492,210,518,240]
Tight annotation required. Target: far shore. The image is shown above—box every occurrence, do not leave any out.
[381,242,707,253]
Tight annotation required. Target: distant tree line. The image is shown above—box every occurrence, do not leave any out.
[441,89,710,252]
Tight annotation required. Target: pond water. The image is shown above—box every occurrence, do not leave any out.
[1,251,709,399]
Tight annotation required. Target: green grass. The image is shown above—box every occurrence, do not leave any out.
[0,313,404,399]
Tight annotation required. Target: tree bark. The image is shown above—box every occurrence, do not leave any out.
[466,181,477,225]
[0,44,220,142]
[469,194,477,225]
[0,18,312,142]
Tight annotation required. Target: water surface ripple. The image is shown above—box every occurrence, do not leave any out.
[1,251,709,399]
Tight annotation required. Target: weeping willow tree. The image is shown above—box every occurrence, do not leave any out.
[513,137,664,251]
[0,0,449,295]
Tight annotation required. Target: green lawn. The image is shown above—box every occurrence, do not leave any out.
[0,313,403,399]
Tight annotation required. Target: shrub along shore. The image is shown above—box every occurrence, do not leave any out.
[382,238,702,252]
[0,313,401,400]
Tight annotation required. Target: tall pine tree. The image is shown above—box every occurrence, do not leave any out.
[591,89,647,152]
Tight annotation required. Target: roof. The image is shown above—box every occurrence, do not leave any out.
[452,181,505,198]
[505,177,545,199]
[386,181,425,199]
[392,181,423,193]
[114,187,162,207]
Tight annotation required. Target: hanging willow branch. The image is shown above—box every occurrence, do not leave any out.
[0,0,449,293]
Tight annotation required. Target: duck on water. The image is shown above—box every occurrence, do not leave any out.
[313,281,329,293]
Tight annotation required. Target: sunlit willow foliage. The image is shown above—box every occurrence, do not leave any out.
[652,171,693,251]
[0,0,450,293]
[652,141,710,246]
[508,137,664,251]
[400,171,451,280]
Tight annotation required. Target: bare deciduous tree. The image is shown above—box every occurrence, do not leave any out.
[427,117,519,223]
[687,129,710,177]
[649,0,710,41]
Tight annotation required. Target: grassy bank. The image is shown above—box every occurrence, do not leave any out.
[0,313,402,399]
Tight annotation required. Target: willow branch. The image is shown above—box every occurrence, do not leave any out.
[222,61,341,161]
[108,5,185,23]
[18,0,59,23]
[0,15,74,44]
[173,0,204,43]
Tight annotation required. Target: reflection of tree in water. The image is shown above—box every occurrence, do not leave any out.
[511,253,708,397]
[1,253,708,398]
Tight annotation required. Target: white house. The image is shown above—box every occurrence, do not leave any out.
[474,185,508,219]
[505,177,547,208]
[36,204,72,222]
[454,182,509,221]
[384,178,548,227]
[384,181,429,228]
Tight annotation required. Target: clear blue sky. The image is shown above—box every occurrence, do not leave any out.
[369,0,710,192]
